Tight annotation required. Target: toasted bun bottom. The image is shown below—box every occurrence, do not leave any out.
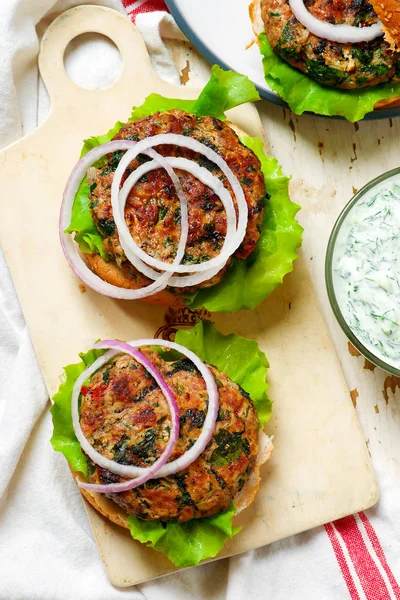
[375,97,400,110]
[77,430,274,530]
[84,253,185,307]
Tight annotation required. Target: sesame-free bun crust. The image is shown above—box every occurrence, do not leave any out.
[76,431,273,531]
[374,96,400,109]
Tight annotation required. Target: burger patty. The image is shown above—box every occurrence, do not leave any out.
[261,0,400,89]
[89,110,266,292]
[80,348,259,522]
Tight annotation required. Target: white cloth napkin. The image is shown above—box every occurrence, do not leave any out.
[0,3,399,599]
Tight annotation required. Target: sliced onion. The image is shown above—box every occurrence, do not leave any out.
[111,150,228,288]
[62,134,248,298]
[73,341,179,493]
[110,133,248,280]
[289,0,383,43]
[109,149,190,283]
[116,156,236,274]
[60,142,186,299]
[124,339,219,478]
[169,262,224,288]
[117,152,229,287]
[74,339,219,493]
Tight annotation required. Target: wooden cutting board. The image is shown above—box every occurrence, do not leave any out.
[0,5,378,586]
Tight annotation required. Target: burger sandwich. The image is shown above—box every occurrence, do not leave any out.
[61,66,303,312]
[50,321,273,567]
[252,0,400,121]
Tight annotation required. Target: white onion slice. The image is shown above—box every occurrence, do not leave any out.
[115,156,237,274]
[109,149,191,283]
[110,133,248,280]
[116,151,229,287]
[140,149,225,287]
[289,0,383,43]
[72,343,179,493]
[74,339,219,493]
[62,133,249,298]
[60,142,186,299]
[169,262,224,288]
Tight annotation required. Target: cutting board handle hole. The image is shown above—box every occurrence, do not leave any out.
[39,6,156,104]
[64,33,122,90]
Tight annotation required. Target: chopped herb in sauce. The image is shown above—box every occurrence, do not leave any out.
[333,177,400,368]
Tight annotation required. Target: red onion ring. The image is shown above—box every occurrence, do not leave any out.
[74,339,219,493]
[122,339,219,478]
[73,342,179,493]
[289,0,383,43]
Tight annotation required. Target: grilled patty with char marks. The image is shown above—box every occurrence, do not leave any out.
[80,348,259,522]
[89,110,266,293]
[261,0,400,89]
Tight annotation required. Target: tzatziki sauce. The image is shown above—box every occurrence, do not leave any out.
[333,173,400,370]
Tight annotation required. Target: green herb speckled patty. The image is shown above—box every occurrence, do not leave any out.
[89,110,266,293]
[80,348,259,522]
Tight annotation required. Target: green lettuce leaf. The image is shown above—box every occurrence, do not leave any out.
[175,320,271,427]
[50,348,106,478]
[129,65,260,122]
[127,502,240,568]
[64,178,109,260]
[50,322,271,566]
[130,94,196,121]
[259,32,400,122]
[193,65,260,120]
[81,120,126,157]
[187,136,303,311]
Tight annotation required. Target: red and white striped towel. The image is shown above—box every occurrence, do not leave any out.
[325,514,400,599]
[123,0,168,21]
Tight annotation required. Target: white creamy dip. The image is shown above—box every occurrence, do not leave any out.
[333,173,400,370]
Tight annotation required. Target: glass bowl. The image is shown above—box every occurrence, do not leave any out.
[325,167,400,377]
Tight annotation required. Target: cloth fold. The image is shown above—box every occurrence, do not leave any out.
[136,11,186,85]
[0,252,48,500]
